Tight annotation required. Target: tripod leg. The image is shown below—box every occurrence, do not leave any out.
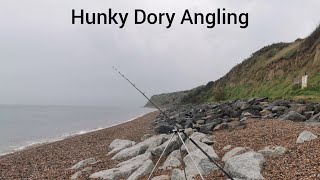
[147,132,176,180]
[179,140,188,180]
[187,137,234,180]
[176,132,205,180]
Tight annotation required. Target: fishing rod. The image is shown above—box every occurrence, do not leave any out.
[112,66,234,180]
[112,66,171,121]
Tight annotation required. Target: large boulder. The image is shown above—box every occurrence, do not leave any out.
[71,171,82,180]
[222,147,251,162]
[180,139,209,154]
[112,143,148,161]
[171,169,186,180]
[90,153,152,179]
[70,158,96,170]
[280,111,307,121]
[112,134,169,160]
[71,167,92,179]
[108,139,136,155]
[296,130,318,144]
[146,134,172,152]
[189,132,215,145]
[189,132,207,141]
[258,146,287,157]
[150,129,193,156]
[183,145,219,178]
[224,151,265,180]
[151,136,181,156]
[160,150,181,170]
[201,136,215,145]
[127,159,154,180]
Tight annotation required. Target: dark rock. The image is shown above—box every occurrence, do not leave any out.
[271,106,287,113]
[213,123,229,131]
[175,124,183,129]
[202,114,214,120]
[247,98,256,104]
[244,108,262,117]
[308,113,320,122]
[256,97,268,102]
[169,113,179,120]
[235,101,250,110]
[240,112,252,119]
[185,113,193,118]
[280,111,307,121]
[296,99,306,104]
[306,104,315,111]
[184,119,193,129]
[230,110,241,118]
[262,113,277,119]
[223,118,232,123]
[239,117,248,126]
[272,100,290,107]
[151,99,315,134]
[260,109,272,116]
[199,122,219,133]
[314,104,320,114]
[155,124,175,134]
[303,111,314,120]
[240,103,250,110]
[296,105,307,114]
[205,118,223,126]
[265,106,274,111]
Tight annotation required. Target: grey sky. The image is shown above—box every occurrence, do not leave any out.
[1,0,319,106]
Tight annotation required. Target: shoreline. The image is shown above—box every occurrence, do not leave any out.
[0,110,159,179]
[0,109,157,157]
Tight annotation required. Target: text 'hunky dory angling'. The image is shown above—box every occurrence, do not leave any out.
[72,9,249,29]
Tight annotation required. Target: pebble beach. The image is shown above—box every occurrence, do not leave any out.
[0,111,159,179]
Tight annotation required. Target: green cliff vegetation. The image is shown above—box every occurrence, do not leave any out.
[147,25,320,107]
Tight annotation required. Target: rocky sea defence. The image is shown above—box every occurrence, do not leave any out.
[152,98,320,134]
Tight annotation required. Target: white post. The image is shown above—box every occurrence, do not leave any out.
[301,75,308,89]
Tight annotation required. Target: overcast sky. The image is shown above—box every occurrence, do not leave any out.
[0,0,319,107]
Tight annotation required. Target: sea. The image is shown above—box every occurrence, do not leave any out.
[0,105,154,156]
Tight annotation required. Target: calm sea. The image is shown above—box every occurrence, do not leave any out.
[0,105,154,156]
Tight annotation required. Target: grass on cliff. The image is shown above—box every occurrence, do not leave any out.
[180,25,320,105]
[223,72,320,102]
